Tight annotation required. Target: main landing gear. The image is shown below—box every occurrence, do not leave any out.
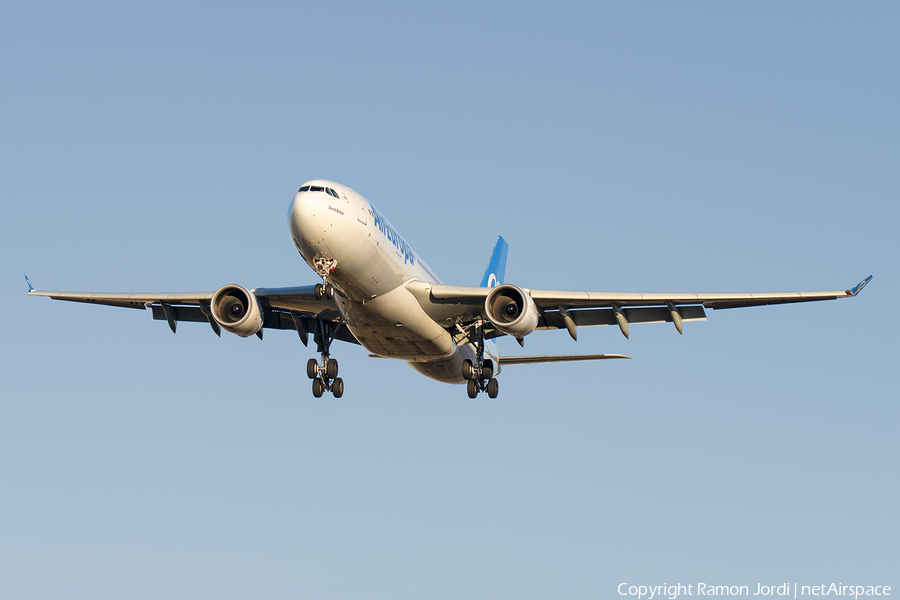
[307,319,344,398]
[461,321,499,399]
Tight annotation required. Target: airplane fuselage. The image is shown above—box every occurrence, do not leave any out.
[288,180,495,383]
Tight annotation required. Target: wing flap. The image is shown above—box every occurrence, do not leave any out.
[539,305,706,330]
[29,285,355,342]
[150,304,209,324]
[253,286,339,315]
[529,288,852,309]
[149,305,359,344]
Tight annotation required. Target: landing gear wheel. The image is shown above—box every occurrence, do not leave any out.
[467,379,478,398]
[325,358,339,379]
[307,358,319,379]
[312,378,324,398]
[462,360,474,380]
[314,283,324,299]
[487,378,499,398]
[325,283,335,299]
[482,359,494,380]
[332,377,344,398]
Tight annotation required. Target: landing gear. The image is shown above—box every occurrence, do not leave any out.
[482,359,493,380]
[461,321,500,398]
[314,283,335,300]
[307,319,344,398]
[325,358,338,379]
[308,356,341,397]
[462,359,474,380]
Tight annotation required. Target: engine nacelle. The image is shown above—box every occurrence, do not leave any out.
[484,284,539,338]
[211,284,264,337]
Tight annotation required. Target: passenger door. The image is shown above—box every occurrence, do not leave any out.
[352,192,368,225]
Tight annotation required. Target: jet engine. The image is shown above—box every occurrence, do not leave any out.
[211,284,264,337]
[484,284,539,338]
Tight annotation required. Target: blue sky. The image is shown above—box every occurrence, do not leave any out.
[2,2,898,598]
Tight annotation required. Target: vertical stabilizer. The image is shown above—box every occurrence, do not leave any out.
[480,236,508,288]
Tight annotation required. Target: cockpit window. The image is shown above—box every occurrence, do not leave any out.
[298,185,310,192]
[310,185,325,192]
[327,188,339,198]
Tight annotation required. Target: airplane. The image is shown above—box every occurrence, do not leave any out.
[27,180,872,399]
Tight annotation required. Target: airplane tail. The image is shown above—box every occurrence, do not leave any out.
[480,236,508,288]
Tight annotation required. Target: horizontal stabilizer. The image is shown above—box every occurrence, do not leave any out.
[500,354,630,365]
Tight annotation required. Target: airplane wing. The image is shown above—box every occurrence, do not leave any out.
[406,275,873,340]
[26,283,357,345]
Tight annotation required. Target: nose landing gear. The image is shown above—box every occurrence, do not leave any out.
[306,320,344,398]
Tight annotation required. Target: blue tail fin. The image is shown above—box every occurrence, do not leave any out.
[480,236,508,288]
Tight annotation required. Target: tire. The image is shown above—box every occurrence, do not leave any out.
[462,359,474,380]
[487,378,498,399]
[467,379,478,398]
[312,379,324,398]
[325,283,335,299]
[314,283,324,299]
[482,359,494,380]
[332,377,344,398]
[307,358,319,379]
[325,358,339,379]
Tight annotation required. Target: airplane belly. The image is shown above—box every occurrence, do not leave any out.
[336,285,455,361]
[407,344,477,384]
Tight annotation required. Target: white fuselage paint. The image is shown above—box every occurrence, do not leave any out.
[288,180,498,384]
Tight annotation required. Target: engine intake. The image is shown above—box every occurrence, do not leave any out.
[211,284,264,337]
[485,284,539,338]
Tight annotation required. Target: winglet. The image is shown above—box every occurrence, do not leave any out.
[848,275,872,297]
[24,275,34,292]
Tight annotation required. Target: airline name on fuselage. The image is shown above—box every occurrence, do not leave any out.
[372,206,415,266]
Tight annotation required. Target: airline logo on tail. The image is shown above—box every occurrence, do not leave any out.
[480,236,509,288]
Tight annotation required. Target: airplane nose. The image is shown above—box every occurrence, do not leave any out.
[289,191,327,257]
[290,191,316,226]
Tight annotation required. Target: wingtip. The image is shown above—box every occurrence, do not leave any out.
[848,275,873,297]
[24,275,34,292]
